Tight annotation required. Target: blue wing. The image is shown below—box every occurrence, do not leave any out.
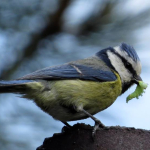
[18,63,117,82]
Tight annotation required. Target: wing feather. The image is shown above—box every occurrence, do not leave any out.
[18,63,116,82]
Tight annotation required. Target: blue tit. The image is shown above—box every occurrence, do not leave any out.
[0,43,142,135]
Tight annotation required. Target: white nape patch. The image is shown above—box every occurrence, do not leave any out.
[107,51,132,83]
[114,46,142,76]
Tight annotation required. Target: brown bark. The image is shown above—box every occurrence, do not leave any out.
[37,123,150,150]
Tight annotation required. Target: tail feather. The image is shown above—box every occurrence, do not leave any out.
[0,80,35,93]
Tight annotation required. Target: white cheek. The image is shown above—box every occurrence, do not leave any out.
[114,46,142,76]
[107,51,132,82]
[135,61,142,75]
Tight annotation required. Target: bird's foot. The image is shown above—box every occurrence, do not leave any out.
[92,119,105,139]
[61,121,72,133]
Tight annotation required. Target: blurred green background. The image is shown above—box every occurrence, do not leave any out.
[0,0,150,150]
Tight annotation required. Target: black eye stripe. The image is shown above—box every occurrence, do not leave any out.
[96,47,137,76]
[112,51,137,75]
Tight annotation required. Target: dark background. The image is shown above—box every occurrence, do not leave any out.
[0,0,150,150]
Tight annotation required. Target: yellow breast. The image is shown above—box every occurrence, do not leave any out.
[24,72,122,121]
[53,72,122,114]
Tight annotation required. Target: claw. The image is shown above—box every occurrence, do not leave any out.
[92,119,105,139]
[75,107,106,139]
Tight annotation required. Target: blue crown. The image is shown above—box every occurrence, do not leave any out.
[120,43,140,62]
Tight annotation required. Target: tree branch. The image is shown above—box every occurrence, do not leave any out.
[1,0,71,79]
[37,123,150,150]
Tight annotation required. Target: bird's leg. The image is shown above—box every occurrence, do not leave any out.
[61,121,72,133]
[80,109,105,137]
[61,121,71,128]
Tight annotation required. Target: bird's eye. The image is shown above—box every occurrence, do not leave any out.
[125,62,131,68]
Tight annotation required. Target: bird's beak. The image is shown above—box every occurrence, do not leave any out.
[132,75,142,84]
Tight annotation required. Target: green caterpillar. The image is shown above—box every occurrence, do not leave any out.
[126,81,148,103]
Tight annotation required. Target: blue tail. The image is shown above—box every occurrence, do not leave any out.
[0,80,35,93]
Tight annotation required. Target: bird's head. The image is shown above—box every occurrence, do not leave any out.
[96,43,142,93]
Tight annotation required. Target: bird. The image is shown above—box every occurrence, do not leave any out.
[0,43,142,136]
